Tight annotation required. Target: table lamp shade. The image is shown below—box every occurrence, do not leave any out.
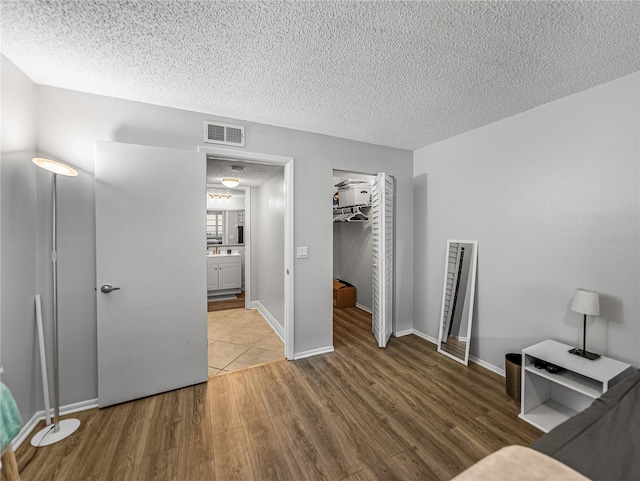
[571,288,600,316]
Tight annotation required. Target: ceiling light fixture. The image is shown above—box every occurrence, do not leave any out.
[221,177,239,188]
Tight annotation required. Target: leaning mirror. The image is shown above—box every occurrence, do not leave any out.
[437,240,478,365]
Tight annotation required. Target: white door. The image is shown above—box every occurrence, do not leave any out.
[95,141,207,407]
[372,172,394,348]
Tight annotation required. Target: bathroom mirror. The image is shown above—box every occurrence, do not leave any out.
[437,240,478,365]
[206,210,244,245]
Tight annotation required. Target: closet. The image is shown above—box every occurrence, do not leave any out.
[333,170,394,347]
[333,172,375,311]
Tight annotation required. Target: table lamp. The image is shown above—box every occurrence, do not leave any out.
[569,288,601,360]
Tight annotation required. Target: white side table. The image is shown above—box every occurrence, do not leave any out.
[519,339,631,433]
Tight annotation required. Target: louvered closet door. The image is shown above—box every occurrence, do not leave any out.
[372,172,394,348]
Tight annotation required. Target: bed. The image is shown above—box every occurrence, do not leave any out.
[453,368,640,480]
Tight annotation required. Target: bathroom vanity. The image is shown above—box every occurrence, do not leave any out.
[207,252,242,293]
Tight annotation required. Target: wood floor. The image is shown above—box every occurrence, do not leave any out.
[15,307,541,481]
[208,291,245,312]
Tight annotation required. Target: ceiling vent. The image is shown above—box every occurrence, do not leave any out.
[204,121,245,147]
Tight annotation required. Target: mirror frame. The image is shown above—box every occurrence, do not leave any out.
[437,240,478,366]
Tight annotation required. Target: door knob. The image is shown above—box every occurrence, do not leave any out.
[100,284,121,293]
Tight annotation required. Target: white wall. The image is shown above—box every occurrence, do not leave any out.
[414,72,640,370]
[333,222,373,310]
[0,55,39,423]
[256,172,285,326]
[6,78,413,407]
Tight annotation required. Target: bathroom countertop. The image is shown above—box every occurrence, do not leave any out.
[206,252,241,258]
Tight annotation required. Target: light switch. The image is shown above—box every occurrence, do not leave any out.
[297,246,309,259]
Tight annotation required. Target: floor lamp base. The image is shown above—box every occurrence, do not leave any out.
[30,418,80,447]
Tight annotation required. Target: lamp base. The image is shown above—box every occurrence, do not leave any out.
[30,418,80,447]
[568,347,601,360]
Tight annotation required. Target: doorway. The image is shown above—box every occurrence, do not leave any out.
[200,146,295,371]
[205,156,284,375]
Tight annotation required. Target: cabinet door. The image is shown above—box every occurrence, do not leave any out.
[207,263,219,290]
[219,262,241,289]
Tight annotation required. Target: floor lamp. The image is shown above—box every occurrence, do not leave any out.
[30,157,81,446]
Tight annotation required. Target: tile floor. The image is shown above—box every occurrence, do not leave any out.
[207,307,284,376]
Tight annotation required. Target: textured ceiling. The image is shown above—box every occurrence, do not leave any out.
[207,157,283,187]
[1,1,639,150]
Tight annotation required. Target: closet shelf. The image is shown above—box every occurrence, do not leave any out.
[333,205,370,223]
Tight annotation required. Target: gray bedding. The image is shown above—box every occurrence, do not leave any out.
[532,369,640,481]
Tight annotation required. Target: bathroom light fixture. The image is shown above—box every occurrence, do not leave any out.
[31,157,81,446]
[221,177,239,188]
[209,194,232,201]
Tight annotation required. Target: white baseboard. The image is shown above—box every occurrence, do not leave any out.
[12,398,98,450]
[13,412,41,450]
[405,329,504,375]
[470,355,505,377]
[294,346,334,360]
[250,300,333,360]
[410,328,439,345]
[394,329,414,337]
[355,303,372,313]
[252,300,284,340]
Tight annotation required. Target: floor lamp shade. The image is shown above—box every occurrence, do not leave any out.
[31,157,81,446]
[32,157,78,177]
[569,288,601,361]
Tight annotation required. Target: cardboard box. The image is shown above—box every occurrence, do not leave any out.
[333,279,356,308]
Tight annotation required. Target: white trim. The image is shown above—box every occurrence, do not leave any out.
[243,187,251,309]
[12,412,41,450]
[470,355,505,377]
[412,328,505,375]
[198,146,290,165]
[11,398,98,450]
[252,300,285,340]
[198,146,294,360]
[284,158,294,360]
[294,346,334,360]
[411,328,439,345]
[56,398,99,416]
[394,328,414,337]
[355,302,372,314]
